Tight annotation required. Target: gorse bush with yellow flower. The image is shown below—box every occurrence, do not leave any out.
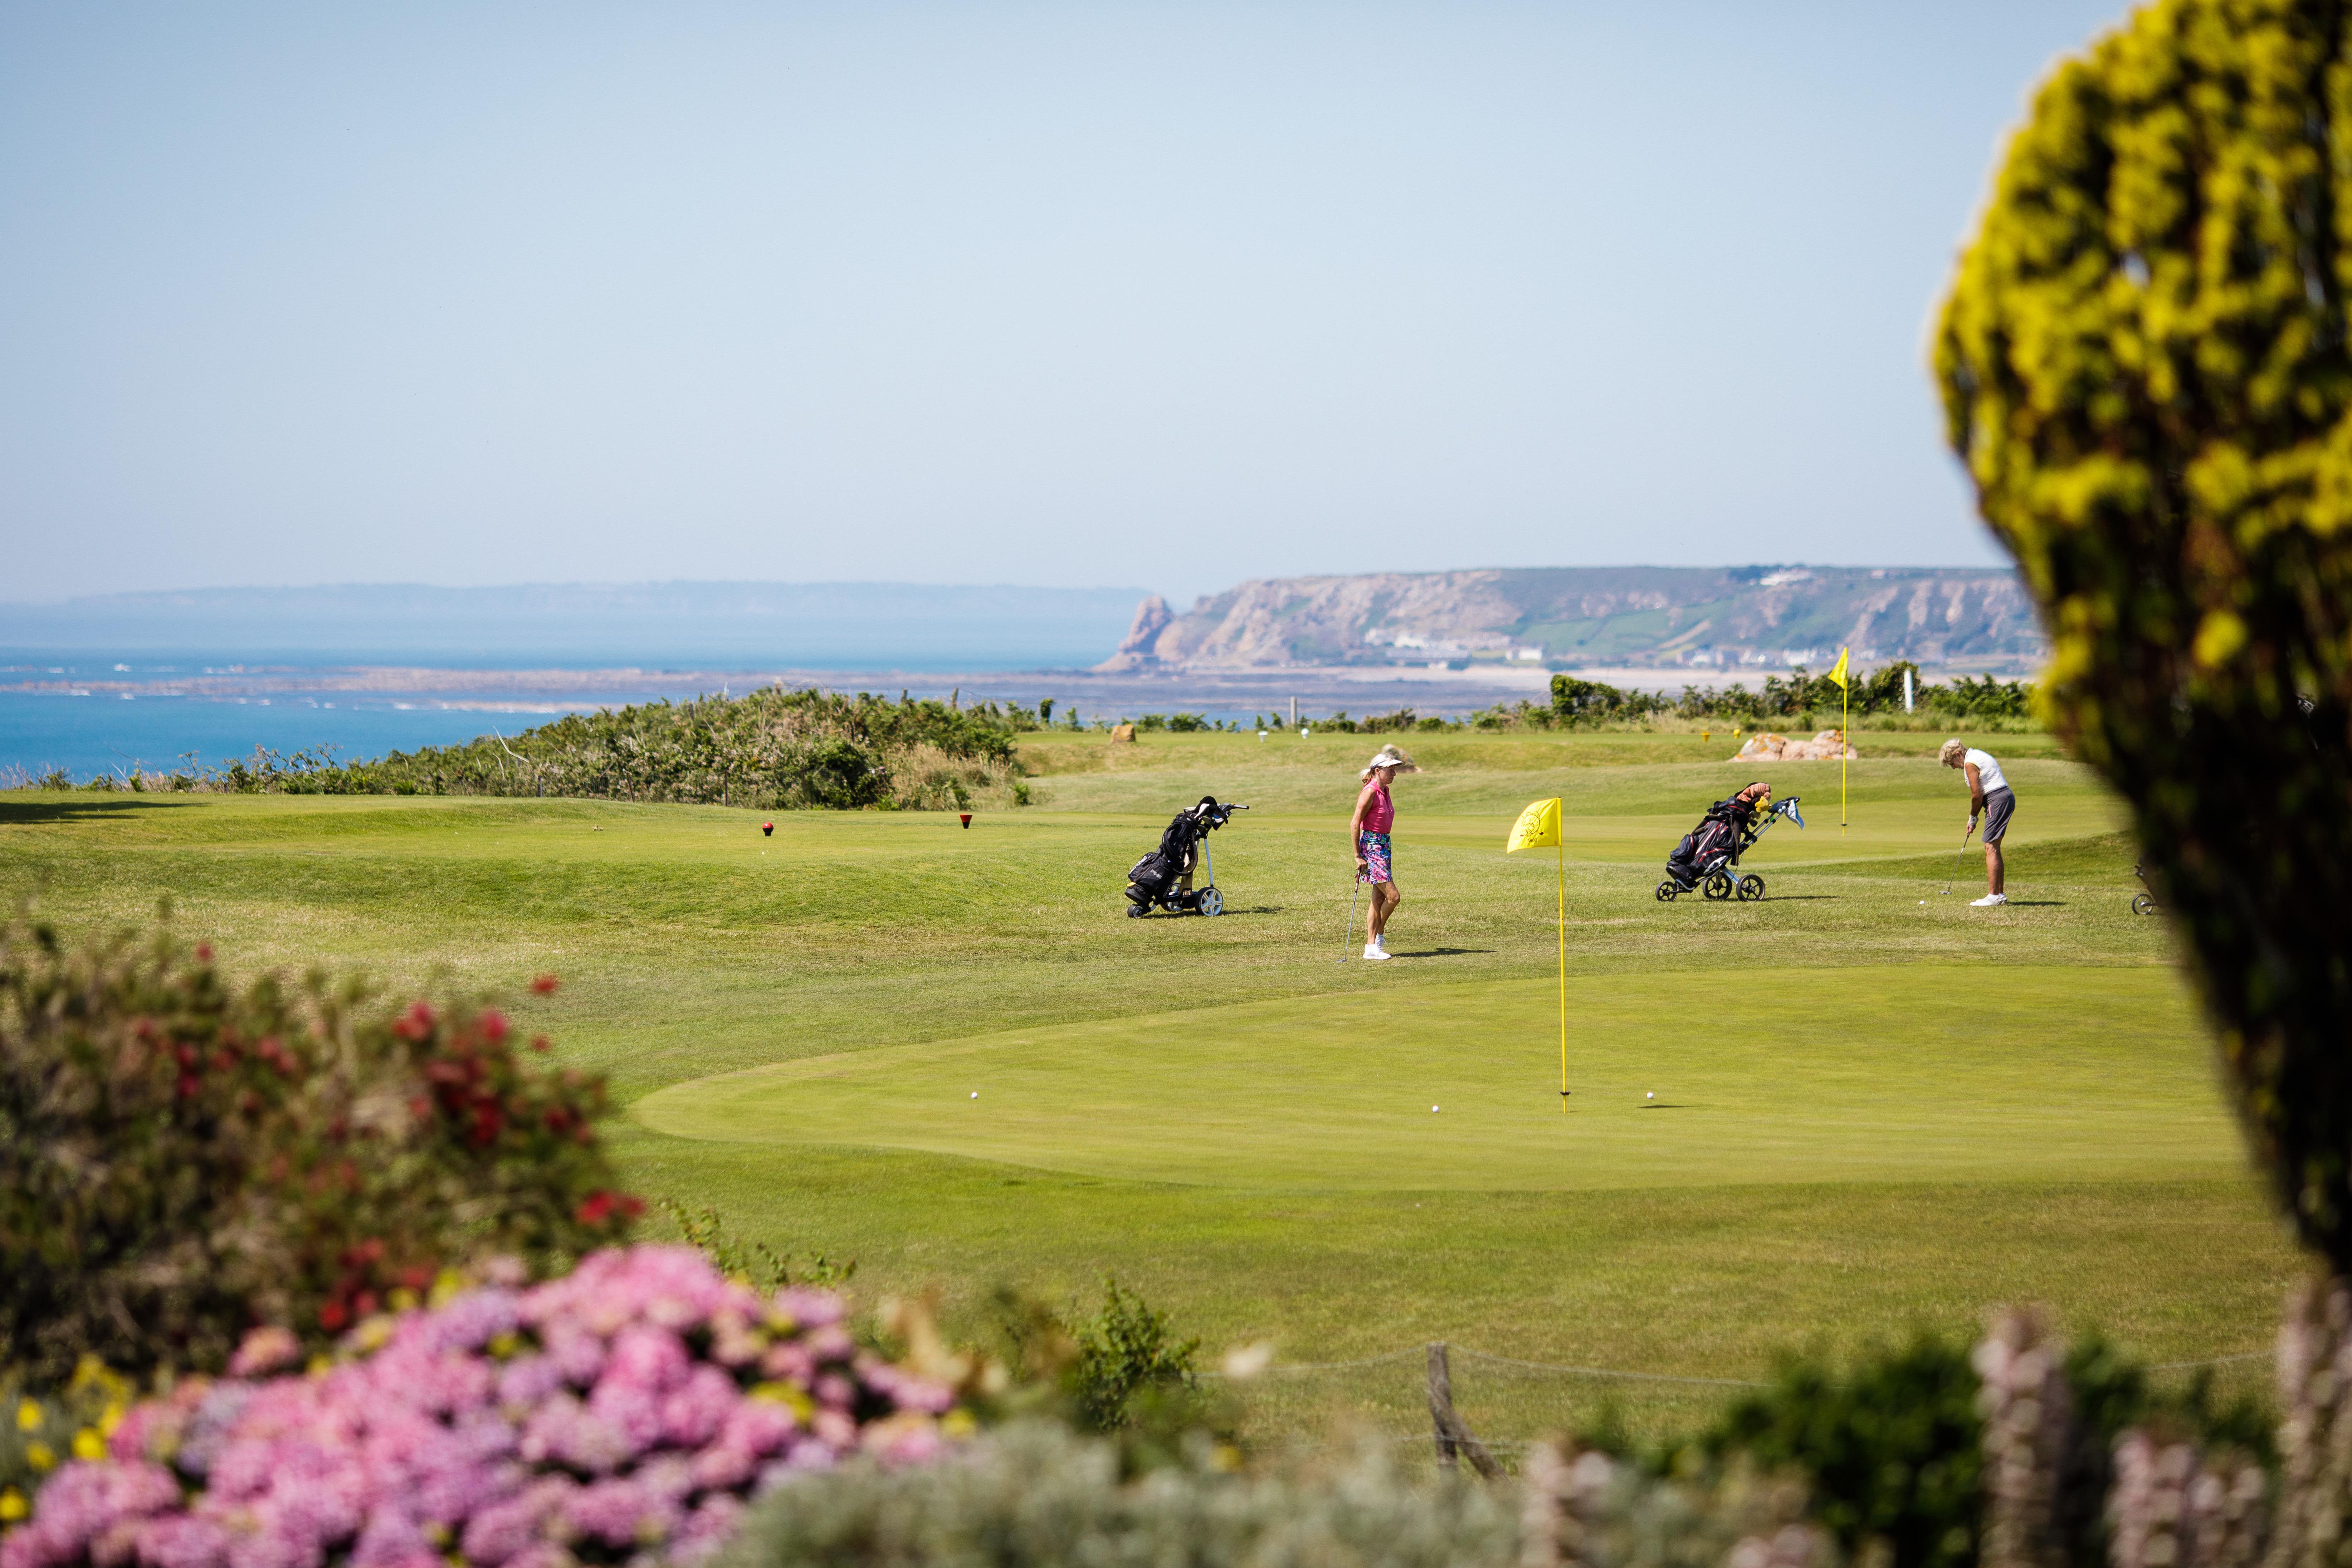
[1937,0,2352,1275]
[0,913,639,1387]
[0,1361,131,1533]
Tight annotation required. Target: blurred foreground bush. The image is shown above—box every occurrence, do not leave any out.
[1936,0,2352,1274]
[0,914,634,1384]
[0,1247,969,1568]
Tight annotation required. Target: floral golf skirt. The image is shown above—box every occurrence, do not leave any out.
[1357,831,1393,885]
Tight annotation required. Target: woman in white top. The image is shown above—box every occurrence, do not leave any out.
[1938,738,2014,906]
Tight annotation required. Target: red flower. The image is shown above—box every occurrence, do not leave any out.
[530,1035,551,1053]
[176,1073,199,1099]
[479,1009,509,1044]
[319,1299,349,1331]
[530,974,559,995]
[576,1191,624,1225]
[392,1001,436,1043]
[195,943,214,964]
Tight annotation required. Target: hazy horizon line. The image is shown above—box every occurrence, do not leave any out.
[1,562,2020,610]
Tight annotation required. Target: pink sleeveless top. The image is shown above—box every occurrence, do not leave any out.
[1360,780,1394,835]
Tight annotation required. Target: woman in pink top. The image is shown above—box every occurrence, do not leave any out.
[1350,744,1418,960]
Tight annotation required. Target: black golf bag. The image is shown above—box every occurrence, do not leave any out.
[1666,815,1740,885]
[1657,792,1802,903]
[1126,796,1248,917]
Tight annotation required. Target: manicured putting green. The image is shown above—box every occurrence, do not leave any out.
[636,965,2240,1192]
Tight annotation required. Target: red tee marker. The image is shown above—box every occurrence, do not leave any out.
[959,814,972,829]
[761,822,774,837]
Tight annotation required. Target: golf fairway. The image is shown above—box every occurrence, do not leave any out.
[636,965,2238,1191]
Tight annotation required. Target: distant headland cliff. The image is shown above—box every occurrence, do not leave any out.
[1096,566,2044,674]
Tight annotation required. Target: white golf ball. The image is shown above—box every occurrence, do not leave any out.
[969,1091,978,1099]
[1432,1105,1440,1113]
[1646,1091,1654,1100]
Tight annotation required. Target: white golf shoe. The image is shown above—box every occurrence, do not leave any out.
[1970,893,2008,907]
[1362,941,1391,961]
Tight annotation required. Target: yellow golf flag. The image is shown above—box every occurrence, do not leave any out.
[1828,646,1850,689]
[1507,797,1570,1113]
[1507,796,1561,853]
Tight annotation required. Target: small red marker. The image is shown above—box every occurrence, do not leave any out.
[761,822,774,837]
[959,814,972,829]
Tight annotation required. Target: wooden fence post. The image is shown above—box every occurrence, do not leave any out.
[1428,1342,1459,1471]
[1426,1342,1504,1479]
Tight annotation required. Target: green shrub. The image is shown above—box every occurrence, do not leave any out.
[0,914,635,1383]
[656,1198,854,1291]
[1934,0,2352,1271]
[1690,1328,2274,1568]
[104,689,1028,812]
[1699,1335,1982,1568]
[1536,670,2038,732]
[977,1278,1225,1475]
[1068,1278,1200,1436]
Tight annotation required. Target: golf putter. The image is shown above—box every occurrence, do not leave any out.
[1340,881,1361,964]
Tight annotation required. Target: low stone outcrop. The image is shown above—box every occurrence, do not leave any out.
[1733,729,1857,762]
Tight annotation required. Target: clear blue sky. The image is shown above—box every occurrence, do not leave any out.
[1,1,2124,606]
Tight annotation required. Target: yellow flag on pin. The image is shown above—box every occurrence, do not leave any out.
[1506,796,1570,1113]
[1507,797,1561,853]
[1828,646,1850,689]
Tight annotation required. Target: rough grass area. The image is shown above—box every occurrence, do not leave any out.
[0,728,2293,1449]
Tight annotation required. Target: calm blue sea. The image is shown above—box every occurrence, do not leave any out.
[0,690,610,779]
[0,582,1161,776]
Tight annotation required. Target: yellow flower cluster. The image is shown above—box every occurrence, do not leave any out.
[4,1357,136,1524]
[1936,0,2352,1271]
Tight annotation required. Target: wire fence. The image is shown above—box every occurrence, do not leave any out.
[1204,1339,2277,1458]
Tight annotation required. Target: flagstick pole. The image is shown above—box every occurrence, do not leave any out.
[1556,829,1567,1114]
[1841,679,1848,835]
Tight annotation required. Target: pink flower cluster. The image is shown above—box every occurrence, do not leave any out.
[2,1249,959,1568]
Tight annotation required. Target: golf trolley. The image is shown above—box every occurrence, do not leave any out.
[1125,796,1249,918]
[2132,861,2160,917]
[1655,794,1804,903]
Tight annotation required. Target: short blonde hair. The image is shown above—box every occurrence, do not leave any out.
[1938,738,1967,767]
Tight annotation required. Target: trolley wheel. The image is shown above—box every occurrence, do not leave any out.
[1702,871,1733,901]
[1736,874,1765,902]
[2131,893,2157,917]
[1654,880,1679,902]
[1197,887,1224,917]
